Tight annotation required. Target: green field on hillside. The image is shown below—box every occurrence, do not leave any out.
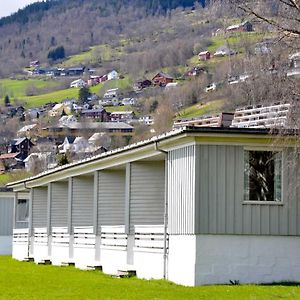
[20,88,79,108]
[0,79,60,99]
[176,99,224,120]
[60,44,120,67]
[0,76,132,108]
[0,257,299,299]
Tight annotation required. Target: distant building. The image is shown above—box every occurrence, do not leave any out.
[287,52,300,77]
[174,113,234,128]
[110,111,135,123]
[226,21,253,33]
[152,72,174,87]
[198,51,211,61]
[133,80,152,91]
[107,70,119,81]
[214,46,236,57]
[70,79,86,88]
[231,102,299,128]
[17,124,39,138]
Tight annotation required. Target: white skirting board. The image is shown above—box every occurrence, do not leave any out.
[168,234,300,286]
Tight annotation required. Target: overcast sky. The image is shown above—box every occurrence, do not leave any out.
[0,0,42,18]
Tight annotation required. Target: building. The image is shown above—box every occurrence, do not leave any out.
[0,188,25,255]
[287,52,300,77]
[80,109,110,121]
[174,113,234,128]
[152,72,174,87]
[8,138,34,161]
[70,79,86,88]
[41,122,134,138]
[214,46,236,57]
[226,21,253,33]
[198,51,211,61]
[107,70,119,81]
[231,103,298,128]
[8,127,300,286]
[110,111,135,123]
[17,124,39,138]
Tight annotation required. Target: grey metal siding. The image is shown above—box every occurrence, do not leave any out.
[32,187,48,228]
[130,161,165,232]
[0,196,14,235]
[72,176,94,226]
[168,145,196,234]
[51,181,68,227]
[97,170,125,231]
[195,145,300,236]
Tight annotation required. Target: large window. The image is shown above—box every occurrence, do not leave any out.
[16,199,29,222]
[244,150,282,202]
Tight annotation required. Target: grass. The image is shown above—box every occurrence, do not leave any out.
[1,76,132,108]
[0,171,31,187]
[60,44,121,67]
[105,105,133,112]
[19,88,80,108]
[176,99,225,120]
[0,79,59,100]
[0,257,300,299]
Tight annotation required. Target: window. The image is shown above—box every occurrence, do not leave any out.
[16,199,29,222]
[244,150,282,202]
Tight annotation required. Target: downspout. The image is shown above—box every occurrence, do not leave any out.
[155,142,168,280]
[24,182,31,258]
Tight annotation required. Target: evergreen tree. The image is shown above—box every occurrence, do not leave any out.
[78,86,90,103]
[47,46,65,61]
[4,95,10,107]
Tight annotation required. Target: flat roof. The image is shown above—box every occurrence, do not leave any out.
[7,126,298,188]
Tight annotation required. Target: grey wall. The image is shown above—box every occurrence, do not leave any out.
[72,176,94,227]
[97,170,125,231]
[130,161,165,232]
[51,181,68,227]
[0,196,14,235]
[32,187,48,228]
[168,144,300,236]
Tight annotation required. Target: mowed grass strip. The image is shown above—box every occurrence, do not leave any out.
[0,257,299,300]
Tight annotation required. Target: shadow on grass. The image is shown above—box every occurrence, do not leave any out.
[261,282,300,286]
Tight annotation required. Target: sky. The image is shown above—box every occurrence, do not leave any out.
[0,0,42,18]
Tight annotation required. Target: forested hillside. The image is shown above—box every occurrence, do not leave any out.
[0,0,206,76]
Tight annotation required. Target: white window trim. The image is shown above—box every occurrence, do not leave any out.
[243,148,283,204]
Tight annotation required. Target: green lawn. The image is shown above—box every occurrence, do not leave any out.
[0,76,131,108]
[0,79,59,99]
[20,88,80,108]
[0,257,299,299]
[176,99,224,120]
[59,44,121,67]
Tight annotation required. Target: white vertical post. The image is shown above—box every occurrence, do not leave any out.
[67,178,73,234]
[28,189,33,257]
[93,171,99,235]
[125,163,131,234]
[94,171,101,262]
[68,177,73,259]
[13,192,18,229]
[47,183,52,257]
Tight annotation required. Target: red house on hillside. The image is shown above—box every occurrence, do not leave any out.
[152,72,174,87]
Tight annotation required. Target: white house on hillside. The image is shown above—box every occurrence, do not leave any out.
[107,70,119,81]
[70,79,86,88]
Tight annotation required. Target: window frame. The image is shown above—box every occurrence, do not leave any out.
[16,198,29,223]
[243,147,283,205]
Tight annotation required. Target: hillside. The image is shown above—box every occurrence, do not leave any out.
[0,0,205,77]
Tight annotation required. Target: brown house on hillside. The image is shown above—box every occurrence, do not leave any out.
[152,72,174,87]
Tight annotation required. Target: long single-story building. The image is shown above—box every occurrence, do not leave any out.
[7,127,300,286]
